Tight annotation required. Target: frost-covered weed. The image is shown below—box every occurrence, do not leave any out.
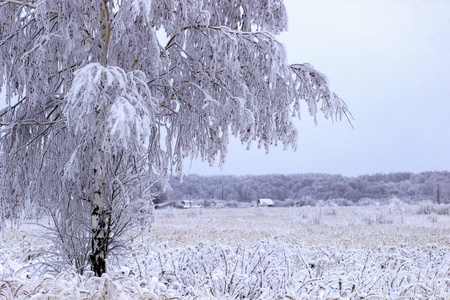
[363,212,394,225]
[3,235,449,299]
[427,213,438,223]
[287,207,307,224]
[2,206,450,299]
[417,201,435,215]
[156,207,178,219]
[253,206,269,217]
[436,205,450,215]
[323,206,337,216]
[0,272,168,299]
[418,201,450,216]
[389,196,406,223]
[309,207,322,225]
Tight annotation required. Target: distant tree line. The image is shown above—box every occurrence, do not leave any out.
[168,172,450,205]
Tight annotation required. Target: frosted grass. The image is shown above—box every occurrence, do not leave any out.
[1,205,449,299]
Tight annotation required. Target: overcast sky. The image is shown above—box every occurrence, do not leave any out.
[186,0,450,177]
[1,1,449,177]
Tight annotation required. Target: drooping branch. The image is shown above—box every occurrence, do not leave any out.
[0,120,60,127]
[0,0,58,15]
[290,63,353,127]
[165,24,280,51]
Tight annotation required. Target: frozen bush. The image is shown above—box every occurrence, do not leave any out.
[309,207,322,225]
[417,201,450,215]
[363,212,394,225]
[436,205,450,215]
[417,201,435,215]
[225,201,239,208]
[288,207,307,224]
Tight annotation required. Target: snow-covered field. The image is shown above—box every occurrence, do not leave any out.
[1,205,449,299]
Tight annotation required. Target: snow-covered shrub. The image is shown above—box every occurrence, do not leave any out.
[363,212,394,225]
[389,196,406,223]
[417,200,435,215]
[287,207,307,224]
[417,201,450,215]
[309,207,322,225]
[436,205,450,215]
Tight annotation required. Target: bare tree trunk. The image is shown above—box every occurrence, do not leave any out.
[90,184,107,276]
[89,0,111,276]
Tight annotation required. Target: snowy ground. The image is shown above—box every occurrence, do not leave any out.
[1,205,449,299]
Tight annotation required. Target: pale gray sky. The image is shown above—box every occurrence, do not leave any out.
[187,0,450,176]
[1,1,449,177]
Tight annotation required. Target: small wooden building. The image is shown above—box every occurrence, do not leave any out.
[257,198,274,207]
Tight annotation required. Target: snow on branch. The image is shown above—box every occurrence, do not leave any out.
[64,63,158,157]
[0,0,58,15]
[0,0,352,276]
[160,21,350,170]
[0,120,58,127]
[290,63,353,125]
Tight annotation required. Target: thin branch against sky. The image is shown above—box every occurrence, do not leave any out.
[185,0,450,176]
[1,1,449,176]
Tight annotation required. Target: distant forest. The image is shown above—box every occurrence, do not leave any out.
[168,171,450,205]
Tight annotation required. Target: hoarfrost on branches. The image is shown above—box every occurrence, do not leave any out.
[0,0,350,275]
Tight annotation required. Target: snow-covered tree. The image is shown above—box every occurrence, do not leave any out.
[0,0,350,276]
